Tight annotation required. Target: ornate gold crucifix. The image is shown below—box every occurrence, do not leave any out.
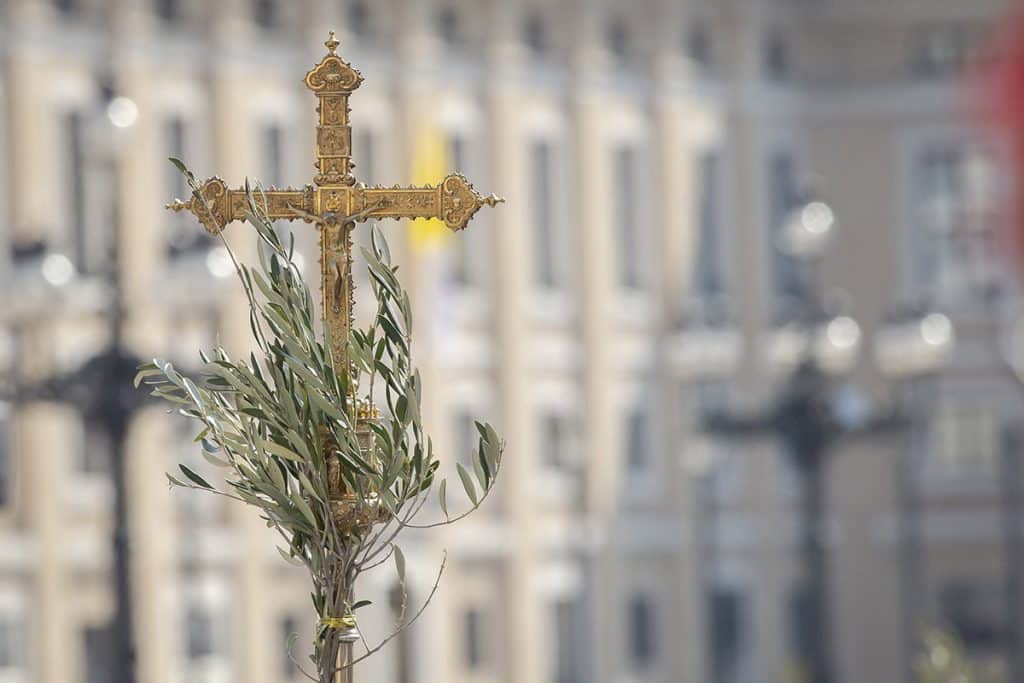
[168,32,503,368]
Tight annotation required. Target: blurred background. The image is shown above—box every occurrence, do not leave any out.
[1,0,1023,682]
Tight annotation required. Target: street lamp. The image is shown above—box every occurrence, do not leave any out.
[0,85,145,683]
[36,84,228,683]
[701,195,951,683]
[701,195,851,683]
[59,86,143,683]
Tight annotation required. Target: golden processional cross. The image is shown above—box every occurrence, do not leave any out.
[169,32,503,368]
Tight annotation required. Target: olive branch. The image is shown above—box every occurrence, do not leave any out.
[137,166,504,682]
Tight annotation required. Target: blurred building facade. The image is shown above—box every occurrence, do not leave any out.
[0,0,1020,682]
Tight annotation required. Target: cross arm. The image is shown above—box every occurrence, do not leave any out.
[349,173,504,232]
[167,177,316,235]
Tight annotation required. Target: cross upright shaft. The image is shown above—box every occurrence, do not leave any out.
[168,32,503,368]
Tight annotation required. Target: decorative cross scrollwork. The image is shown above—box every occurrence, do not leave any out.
[168,32,503,367]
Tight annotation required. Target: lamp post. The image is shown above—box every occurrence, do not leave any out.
[703,197,851,683]
[1,86,150,683]
[25,86,145,683]
[702,198,954,683]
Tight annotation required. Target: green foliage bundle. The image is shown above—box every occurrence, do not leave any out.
[137,173,504,682]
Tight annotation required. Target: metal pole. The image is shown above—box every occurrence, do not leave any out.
[801,452,834,683]
[897,435,921,683]
[335,626,359,683]
[107,136,137,683]
[701,467,720,683]
[898,379,925,683]
[1002,424,1023,681]
[108,388,136,683]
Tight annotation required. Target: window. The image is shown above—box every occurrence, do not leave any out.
[81,421,111,476]
[453,409,477,468]
[447,134,481,288]
[280,616,299,679]
[627,593,657,669]
[607,15,630,63]
[614,145,643,290]
[62,110,88,272]
[696,381,730,422]
[389,584,414,683]
[0,613,24,674]
[551,598,584,683]
[351,130,376,289]
[708,587,748,683]
[768,151,803,314]
[165,116,209,259]
[0,407,10,508]
[185,605,216,659]
[939,580,1005,654]
[463,608,487,670]
[692,150,724,314]
[913,143,960,290]
[626,402,651,474]
[531,140,559,288]
[83,626,111,683]
[786,584,814,668]
[183,601,229,672]
[449,133,468,178]
[347,0,370,38]
[524,12,548,56]
[253,0,277,29]
[174,422,224,527]
[934,404,998,473]
[11,240,47,265]
[262,123,285,188]
[540,411,576,470]
[912,26,967,78]
[764,33,789,80]
[437,6,462,47]
[354,129,375,184]
[687,21,712,72]
[155,0,180,23]
[54,0,76,14]
[910,141,999,297]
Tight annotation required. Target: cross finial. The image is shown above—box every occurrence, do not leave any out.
[325,31,340,55]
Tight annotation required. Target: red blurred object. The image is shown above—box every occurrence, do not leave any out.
[983,3,1024,267]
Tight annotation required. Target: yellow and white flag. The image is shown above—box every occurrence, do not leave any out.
[409,124,449,252]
